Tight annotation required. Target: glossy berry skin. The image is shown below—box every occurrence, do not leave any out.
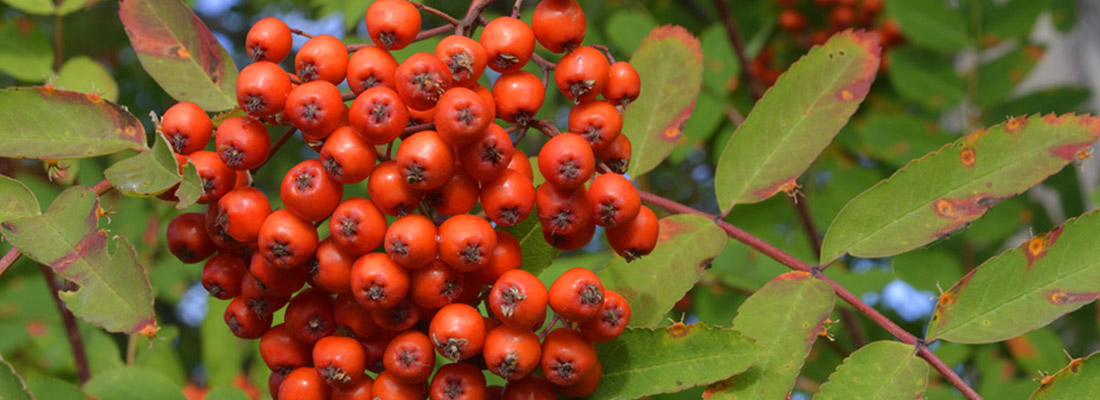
[167,212,216,263]
[161,102,212,155]
[579,289,631,342]
[407,104,436,125]
[281,159,344,222]
[333,292,379,339]
[295,34,348,84]
[480,17,535,73]
[225,296,272,339]
[606,205,659,261]
[259,324,312,374]
[548,267,605,323]
[488,270,547,330]
[396,130,454,191]
[313,335,367,388]
[538,133,594,190]
[215,116,270,170]
[349,86,410,145]
[557,359,602,397]
[395,52,452,111]
[531,0,586,53]
[540,328,598,386]
[201,253,247,299]
[483,325,541,381]
[189,150,236,204]
[237,61,292,117]
[480,170,535,227]
[370,298,421,331]
[435,35,488,87]
[251,250,308,296]
[383,330,436,383]
[383,214,438,269]
[239,273,291,320]
[348,46,399,94]
[258,209,319,268]
[568,100,622,150]
[554,46,610,102]
[542,217,595,251]
[429,363,487,400]
[423,170,479,216]
[438,214,497,272]
[332,376,373,400]
[586,173,640,227]
[409,260,463,309]
[429,304,486,361]
[308,238,354,293]
[506,148,534,179]
[458,123,513,181]
[596,131,632,174]
[215,186,271,243]
[350,252,409,310]
[366,0,421,50]
[502,375,557,400]
[246,17,292,62]
[361,331,394,373]
[469,231,521,285]
[329,197,387,256]
[278,367,330,400]
[284,288,336,344]
[368,161,423,216]
[434,87,492,146]
[535,184,591,236]
[372,370,427,400]
[320,126,377,184]
[603,61,641,106]
[491,71,545,124]
[285,81,345,138]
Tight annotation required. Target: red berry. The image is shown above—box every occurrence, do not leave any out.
[483,325,541,381]
[162,102,212,155]
[429,363,488,400]
[284,288,337,344]
[237,61,292,117]
[201,253,247,299]
[216,116,270,170]
[366,0,421,50]
[295,34,349,84]
[428,303,486,361]
[258,209,319,268]
[329,197,387,256]
[480,17,535,73]
[278,367,330,400]
[606,205,659,261]
[579,288,631,342]
[395,52,452,111]
[383,214,438,270]
[532,0,586,53]
[320,126,377,184]
[382,330,436,383]
[548,267,605,323]
[540,328,597,386]
[488,270,548,330]
[350,253,410,310]
[554,46,610,102]
[313,335,367,388]
[259,324,312,374]
[438,214,497,272]
[281,159,344,222]
[246,17,293,63]
[167,212,216,263]
[347,46,399,94]
[537,133,594,190]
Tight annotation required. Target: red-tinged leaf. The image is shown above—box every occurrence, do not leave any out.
[119,0,238,111]
[715,30,881,213]
[0,186,157,335]
[926,210,1100,344]
[0,87,145,160]
[622,25,703,178]
[705,271,835,399]
[1030,351,1100,399]
[821,113,1100,264]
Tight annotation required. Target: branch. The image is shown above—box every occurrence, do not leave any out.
[637,190,983,400]
[456,0,497,36]
[289,28,314,38]
[412,2,461,26]
[252,127,298,173]
[711,0,766,100]
[39,264,90,383]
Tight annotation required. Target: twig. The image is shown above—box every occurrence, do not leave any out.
[538,314,562,340]
[723,105,745,127]
[512,0,523,18]
[0,249,21,280]
[531,53,556,70]
[511,126,529,145]
[342,91,356,101]
[402,122,436,138]
[39,264,90,383]
[456,0,497,36]
[637,190,983,400]
[289,28,314,38]
[712,0,766,100]
[533,120,560,137]
[412,2,461,26]
[590,44,616,64]
[252,127,298,174]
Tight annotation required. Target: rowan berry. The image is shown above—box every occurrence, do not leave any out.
[568,100,622,150]
[332,377,374,400]
[435,35,488,87]
[189,150,237,204]
[538,133,594,189]
[320,126,377,184]
[366,0,421,50]
[542,217,595,250]
[557,359,602,397]
[252,252,309,297]
[307,238,354,293]
[350,253,410,310]
[333,292,380,339]
[483,325,541,381]
[532,0,586,53]
[540,327,598,386]
[278,367,330,400]
[259,324,312,374]
[383,214,438,270]
[313,335,367,388]
[409,260,464,309]
[535,183,591,235]
[246,17,292,62]
[349,86,410,145]
[348,46,399,94]
[215,116,270,170]
[603,61,641,106]
[295,34,349,84]
[586,173,640,227]
[372,370,427,400]
[284,288,336,344]
[237,61,292,117]
[548,267,605,323]
[480,170,535,227]
[396,130,455,191]
[554,46,610,102]
[423,170,479,216]
[225,295,272,339]
[595,132,632,174]
[438,214,497,272]
[239,272,291,319]
[458,123,514,181]
[492,71,544,125]
[285,80,345,139]
[429,303,486,361]
[258,209,319,268]
[161,102,212,155]
[606,205,659,261]
[201,253,247,299]
[469,231,521,285]
[480,17,535,73]
[214,186,271,243]
[488,270,547,330]
[167,212,216,263]
[395,52,452,111]
[429,363,487,400]
[329,197,387,256]
[281,159,344,222]
[506,148,534,179]
[383,330,436,383]
[579,288,631,342]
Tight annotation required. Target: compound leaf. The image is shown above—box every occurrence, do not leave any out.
[0,87,145,160]
[814,341,929,400]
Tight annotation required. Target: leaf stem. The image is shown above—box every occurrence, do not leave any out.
[289,28,314,38]
[711,0,765,100]
[511,0,523,18]
[637,190,983,400]
[39,263,90,383]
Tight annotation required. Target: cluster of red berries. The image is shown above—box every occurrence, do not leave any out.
[162,0,650,398]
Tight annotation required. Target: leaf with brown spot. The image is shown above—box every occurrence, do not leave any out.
[0,87,145,160]
[927,210,1100,343]
[119,0,238,111]
[1030,351,1100,399]
[715,30,881,213]
[0,186,156,334]
[821,113,1100,264]
[598,214,726,327]
[587,325,763,400]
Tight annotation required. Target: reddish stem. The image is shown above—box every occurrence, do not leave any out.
[456,0,497,36]
[289,28,313,38]
[412,2,461,26]
[39,264,90,383]
[637,190,982,400]
[252,127,298,174]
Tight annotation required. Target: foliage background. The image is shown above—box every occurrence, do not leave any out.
[0,0,1097,398]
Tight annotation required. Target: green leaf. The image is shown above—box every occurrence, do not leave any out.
[975,45,1041,107]
[174,161,202,209]
[604,9,657,54]
[55,56,120,103]
[0,186,157,334]
[118,0,238,111]
[1030,351,1100,399]
[84,366,186,400]
[202,299,245,388]
[820,113,1100,264]
[622,26,703,178]
[205,386,251,400]
[926,210,1100,343]
[885,0,968,53]
[813,341,929,400]
[985,0,1054,41]
[588,325,764,400]
[705,271,835,399]
[0,87,146,160]
[25,376,86,400]
[700,25,739,97]
[598,214,727,327]
[502,211,561,278]
[106,133,182,197]
[0,354,32,400]
[0,21,53,82]
[0,176,40,222]
[887,46,966,109]
[715,30,881,212]
[0,0,52,14]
